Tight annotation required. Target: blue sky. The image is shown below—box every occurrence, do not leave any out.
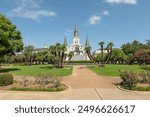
[0,0,150,50]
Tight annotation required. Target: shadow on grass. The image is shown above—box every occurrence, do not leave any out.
[0,68,21,73]
[40,66,72,70]
[40,66,54,69]
[140,66,150,71]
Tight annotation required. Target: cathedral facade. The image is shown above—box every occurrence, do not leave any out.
[65,25,89,61]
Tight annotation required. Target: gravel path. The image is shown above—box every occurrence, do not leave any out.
[62,65,120,89]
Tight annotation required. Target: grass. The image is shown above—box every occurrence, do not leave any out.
[88,64,150,77]
[0,65,73,77]
[11,87,64,92]
[140,65,150,71]
[120,85,150,91]
[130,86,150,91]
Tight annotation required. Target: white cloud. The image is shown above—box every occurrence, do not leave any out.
[20,0,42,8]
[66,29,72,33]
[105,0,138,4]
[65,29,72,36]
[88,15,101,25]
[102,10,109,15]
[9,0,57,21]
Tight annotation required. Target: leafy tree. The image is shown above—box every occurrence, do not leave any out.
[134,49,150,65]
[95,53,107,62]
[23,45,35,65]
[146,40,150,50]
[146,40,150,45]
[121,40,146,56]
[111,49,128,64]
[34,52,47,64]
[121,40,149,64]
[14,54,25,63]
[0,14,23,66]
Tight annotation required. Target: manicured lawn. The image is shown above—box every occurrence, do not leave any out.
[124,86,150,91]
[88,65,150,77]
[0,65,73,77]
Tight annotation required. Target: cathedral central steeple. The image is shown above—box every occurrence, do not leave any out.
[74,24,79,37]
[73,24,80,45]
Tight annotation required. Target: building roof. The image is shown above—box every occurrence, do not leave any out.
[34,48,48,52]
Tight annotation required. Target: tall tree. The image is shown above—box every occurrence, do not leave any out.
[111,49,128,64]
[85,36,104,67]
[121,40,148,64]
[134,49,150,65]
[99,41,105,63]
[0,14,23,67]
[106,42,114,63]
[34,52,47,64]
[121,40,146,56]
[48,43,66,68]
[23,45,35,65]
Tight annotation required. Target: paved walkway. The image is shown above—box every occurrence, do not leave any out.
[0,65,150,100]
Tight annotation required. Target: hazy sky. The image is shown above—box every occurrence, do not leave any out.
[0,0,149,50]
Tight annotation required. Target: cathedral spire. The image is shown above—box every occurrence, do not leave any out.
[74,24,79,37]
[85,34,90,47]
[64,36,67,47]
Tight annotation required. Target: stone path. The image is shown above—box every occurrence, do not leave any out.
[0,65,150,100]
[63,65,120,89]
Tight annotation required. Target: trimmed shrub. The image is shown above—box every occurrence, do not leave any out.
[0,74,13,86]
[146,72,150,85]
[34,74,62,88]
[120,71,139,89]
[65,60,93,65]
[139,72,150,83]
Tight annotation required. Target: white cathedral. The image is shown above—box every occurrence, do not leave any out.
[65,25,89,61]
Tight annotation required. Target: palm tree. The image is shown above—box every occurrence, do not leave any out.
[106,42,114,63]
[85,36,104,67]
[48,43,67,68]
[60,44,67,68]
[68,52,74,61]
[109,42,114,57]
[99,41,105,63]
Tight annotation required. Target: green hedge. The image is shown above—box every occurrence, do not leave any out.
[0,74,13,86]
[11,87,64,92]
[65,60,93,64]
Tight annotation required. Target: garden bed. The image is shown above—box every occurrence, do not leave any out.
[0,75,69,92]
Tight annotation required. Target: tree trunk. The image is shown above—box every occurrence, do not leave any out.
[106,49,110,64]
[0,61,1,68]
[60,52,64,68]
[87,51,104,67]
[101,46,104,64]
